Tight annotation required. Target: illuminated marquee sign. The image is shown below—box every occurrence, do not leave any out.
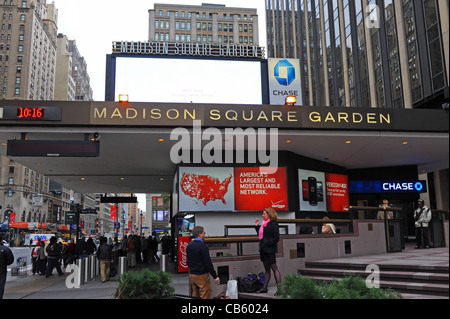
[112,41,266,59]
[349,180,427,193]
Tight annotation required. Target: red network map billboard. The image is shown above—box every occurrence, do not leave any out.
[178,167,288,212]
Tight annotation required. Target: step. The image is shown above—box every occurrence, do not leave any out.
[305,261,449,274]
[302,275,449,297]
[299,267,449,284]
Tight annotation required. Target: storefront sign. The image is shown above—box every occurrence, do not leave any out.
[268,58,302,105]
[90,104,394,130]
[349,180,427,193]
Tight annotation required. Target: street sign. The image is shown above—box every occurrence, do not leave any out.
[65,211,78,224]
[80,208,97,214]
[100,196,137,203]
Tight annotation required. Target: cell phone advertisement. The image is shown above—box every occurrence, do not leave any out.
[298,169,349,212]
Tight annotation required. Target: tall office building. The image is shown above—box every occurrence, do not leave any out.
[149,3,259,46]
[266,0,449,109]
[0,0,57,100]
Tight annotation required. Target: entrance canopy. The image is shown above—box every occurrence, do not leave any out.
[0,101,448,194]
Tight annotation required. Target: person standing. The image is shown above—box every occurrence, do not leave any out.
[254,208,281,294]
[0,236,14,299]
[414,199,432,248]
[45,236,64,278]
[96,237,113,283]
[186,226,220,299]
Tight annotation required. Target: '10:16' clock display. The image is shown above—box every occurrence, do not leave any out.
[17,107,45,119]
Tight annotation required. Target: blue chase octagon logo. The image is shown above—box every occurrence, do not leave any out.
[274,59,296,86]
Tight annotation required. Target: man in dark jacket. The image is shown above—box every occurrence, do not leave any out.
[96,237,113,282]
[186,226,220,299]
[0,236,14,299]
[45,236,64,278]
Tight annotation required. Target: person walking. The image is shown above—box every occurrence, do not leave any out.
[45,236,64,278]
[186,226,220,299]
[0,235,14,299]
[31,242,41,275]
[96,237,113,283]
[37,241,47,275]
[254,208,282,294]
[414,199,432,248]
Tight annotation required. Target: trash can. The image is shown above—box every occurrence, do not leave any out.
[118,256,127,275]
[160,254,168,272]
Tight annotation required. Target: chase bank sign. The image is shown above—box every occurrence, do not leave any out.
[268,58,302,105]
[349,180,427,194]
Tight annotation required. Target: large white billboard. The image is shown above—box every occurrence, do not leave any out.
[115,57,263,104]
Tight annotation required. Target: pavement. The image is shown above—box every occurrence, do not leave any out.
[3,257,189,299]
[2,243,448,300]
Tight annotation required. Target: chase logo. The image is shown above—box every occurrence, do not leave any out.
[274,60,295,86]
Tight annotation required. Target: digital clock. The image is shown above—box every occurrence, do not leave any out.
[17,107,45,119]
[1,105,61,121]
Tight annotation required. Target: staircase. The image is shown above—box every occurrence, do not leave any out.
[299,260,449,299]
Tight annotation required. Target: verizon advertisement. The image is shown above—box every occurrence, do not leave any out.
[298,169,349,212]
[178,167,288,212]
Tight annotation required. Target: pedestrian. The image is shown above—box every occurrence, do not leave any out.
[111,237,122,265]
[37,241,47,275]
[321,216,336,234]
[75,237,88,259]
[45,236,64,278]
[31,242,41,274]
[254,208,282,294]
[377,199,394,220]
[61,241,70,268]
[152,236,160,263]
[186,226,220,299]
[126,235,136,268]
[0,235,14,299]
[96,237,113,283]
[414,199,432,249]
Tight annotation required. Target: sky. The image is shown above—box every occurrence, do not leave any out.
[52,0,267,102]
[52,0,266,213]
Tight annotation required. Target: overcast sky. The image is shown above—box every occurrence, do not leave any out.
[53,0,266,102]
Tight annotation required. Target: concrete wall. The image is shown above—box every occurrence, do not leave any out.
[208,219,387,297]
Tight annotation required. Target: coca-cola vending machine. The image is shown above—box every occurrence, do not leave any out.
[177,236,190,273]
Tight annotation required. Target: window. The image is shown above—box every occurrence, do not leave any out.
[8,177,13,184]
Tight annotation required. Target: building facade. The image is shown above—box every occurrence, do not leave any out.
[149,3,259,46]
[0,0,57,100]
[266,0,449,110]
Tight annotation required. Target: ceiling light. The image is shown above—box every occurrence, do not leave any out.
[402,142,408,145]
[345,141,352,144]
[158,138,165,142]
[286,140,292,143]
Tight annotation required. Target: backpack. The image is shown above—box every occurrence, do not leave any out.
[32,247,40,257]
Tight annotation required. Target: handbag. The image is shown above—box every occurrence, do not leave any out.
[226,276,238,299]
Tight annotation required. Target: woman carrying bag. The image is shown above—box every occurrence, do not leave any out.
[254,208,281,294]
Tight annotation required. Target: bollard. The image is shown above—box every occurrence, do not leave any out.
[89,255,96,280]
[118,256,127,275]
[160,254,168,272]
[76,258,85,286]
[94,255,100,277]
[84,256,90,282]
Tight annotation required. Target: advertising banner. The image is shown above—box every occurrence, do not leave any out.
[178,167,288,212]
[325,173,349,212]
[234,167,288,211]
[177,236,190,273]
[299,169,349,212]
[110,205,117,220]
[268,58,302,105]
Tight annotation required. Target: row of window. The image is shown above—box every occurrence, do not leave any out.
[154,32,254,44]
[155,20,254,33]
[156,9,253,21]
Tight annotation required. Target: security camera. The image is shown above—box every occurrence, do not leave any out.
[93,132,100,140]
[442,102,449,110]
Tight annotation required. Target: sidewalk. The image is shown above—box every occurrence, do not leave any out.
[4,259,189,299]
[3,244,448,299]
